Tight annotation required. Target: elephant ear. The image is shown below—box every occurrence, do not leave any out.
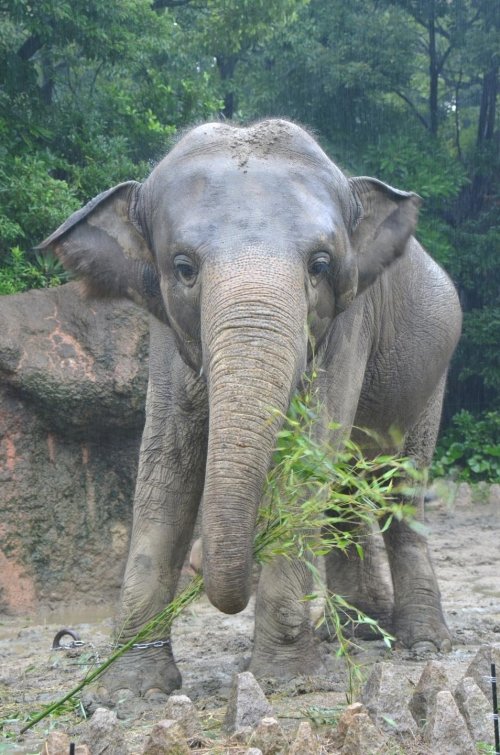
[348,177,421,293]
[38,181,167,323]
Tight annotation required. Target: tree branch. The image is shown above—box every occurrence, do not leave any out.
[435,22,450,41]
[393,89,430,131]
[436,43,454,75]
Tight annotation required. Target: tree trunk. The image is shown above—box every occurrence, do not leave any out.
[216,54,238,119]
[455,59,498,220]
[428,1,439,136]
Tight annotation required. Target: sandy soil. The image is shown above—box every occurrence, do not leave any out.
[1,492,499,754]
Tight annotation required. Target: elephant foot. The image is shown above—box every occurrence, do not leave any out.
[249,630,325,680]
[249,649,325,680]
[393,605,452,654]
[82,644,181,717]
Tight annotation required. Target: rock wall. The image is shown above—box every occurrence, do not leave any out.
[0,283,149,614]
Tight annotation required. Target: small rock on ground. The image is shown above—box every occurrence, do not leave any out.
[223,671,274,733]
[409,659,450,728]
[248,716,286,755]
[81,707,128,755]
[288,720,321,755]
[465,643,500,699]
[340,712,388,755]
[142,719,189,755]
[42,731,90,755]
[336,702,365,740]
[455,676,495,747]
[489,483,500,506]
[455,482,472,507]
[424,690,476,755]
[361,662,417,734]
[164,693,200,738]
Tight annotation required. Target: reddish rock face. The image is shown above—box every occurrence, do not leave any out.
[0,283,149,614]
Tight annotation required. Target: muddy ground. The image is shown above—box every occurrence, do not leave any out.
[1,488,499,754]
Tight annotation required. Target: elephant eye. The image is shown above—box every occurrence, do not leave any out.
[308,252,331,278]
[174,254,197,286]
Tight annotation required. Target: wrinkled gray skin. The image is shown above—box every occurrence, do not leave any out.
[41,120,461,701]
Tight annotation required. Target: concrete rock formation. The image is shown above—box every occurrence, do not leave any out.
[0,283,149,613]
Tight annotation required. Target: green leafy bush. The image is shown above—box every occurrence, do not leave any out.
[0,247,68,295]
[432,410,500,483]
[0,155,79,251]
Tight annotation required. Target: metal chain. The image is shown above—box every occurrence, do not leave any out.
[53,639,86,651]
[51,628,171,653]
[116,638,172,651]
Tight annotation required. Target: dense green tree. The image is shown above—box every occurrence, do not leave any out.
[0,0,221,252]
[174,0,309,118]
[234,0,499,426]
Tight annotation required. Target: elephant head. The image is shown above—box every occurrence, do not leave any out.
[39,120,420,614]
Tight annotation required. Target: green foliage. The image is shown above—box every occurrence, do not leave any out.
[183,0,308,57]
[0,0,223,285]
[366,137,466,202]
[240,0,417,151]
[0,154,79,251]
[459,309,500,395]
[445,206,500,417]
[257,387,419,565]
[302,705,340,726]
[432,410,500,482]
[0,247,68,295]
[476,743,497,755]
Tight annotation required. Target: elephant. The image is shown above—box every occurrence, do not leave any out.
[40,118,461,701]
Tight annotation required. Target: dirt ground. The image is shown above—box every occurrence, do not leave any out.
[1,489,499,754]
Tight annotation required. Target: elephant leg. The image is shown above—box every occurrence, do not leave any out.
[250,554,324,678]
[323,523,394,640]
[95,341,208,703]
[319,330,394,638]
[381,378,451,652]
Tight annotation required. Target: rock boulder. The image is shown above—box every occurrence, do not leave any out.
[0,284,149,613]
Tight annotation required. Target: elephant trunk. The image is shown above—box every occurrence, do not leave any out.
[201,257,307,614]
